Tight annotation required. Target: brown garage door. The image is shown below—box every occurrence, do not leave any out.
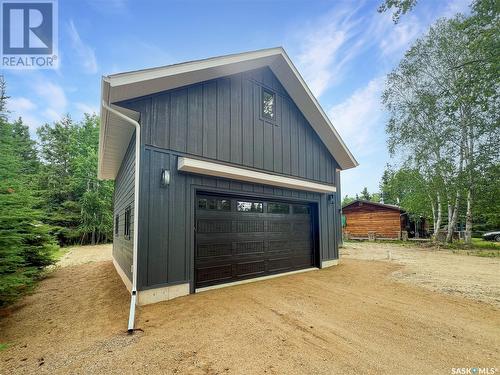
[195,193,316,289]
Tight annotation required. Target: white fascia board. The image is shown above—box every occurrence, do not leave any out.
[178,157,336,194]
[107,47,283,87]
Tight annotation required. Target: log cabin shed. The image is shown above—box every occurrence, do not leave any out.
[342,200,404,240]
[98,47,357,329]
[342,200,428,240]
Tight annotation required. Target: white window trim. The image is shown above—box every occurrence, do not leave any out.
[178,157,336,194]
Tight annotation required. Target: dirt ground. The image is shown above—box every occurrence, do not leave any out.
[342,241,500,307]
[56,244,112,268]
[0,243,499,375]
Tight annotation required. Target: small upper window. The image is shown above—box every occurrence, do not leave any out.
[268,203,289,214]
[124,206,131,240]
[237,201,263,212]
[262,88,275,120]
[198,198,230,211]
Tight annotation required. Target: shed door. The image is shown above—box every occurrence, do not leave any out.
[195,193,315,289]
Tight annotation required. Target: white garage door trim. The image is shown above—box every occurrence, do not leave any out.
[178,157,336,194]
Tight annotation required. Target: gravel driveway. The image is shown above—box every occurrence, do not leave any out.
[342,241,500,307]
[0,243,499,374]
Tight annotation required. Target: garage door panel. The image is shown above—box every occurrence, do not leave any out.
[268,240,288,251]
[197,220,232,233]
[267,221,291,232]
[195,193,315,288]
[234,220,265,233]
[292,240,312,250]
[197,264,233,284]
[268,257,294,272]
[292,222,311,233]
[234,241,265,255]
[196,232,266,243]
[234,260,266,278]
[196,243,232,258]
[294,254,313,266]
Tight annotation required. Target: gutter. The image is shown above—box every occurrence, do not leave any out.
[101,100,140,333]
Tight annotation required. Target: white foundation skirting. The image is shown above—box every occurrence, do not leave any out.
[321,259,339,268]
[113,258,132,293]
[137,283,190,306]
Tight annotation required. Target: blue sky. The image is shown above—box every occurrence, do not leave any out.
[3,0,470,197]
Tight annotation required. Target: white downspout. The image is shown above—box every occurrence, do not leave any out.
[102,101,140,333]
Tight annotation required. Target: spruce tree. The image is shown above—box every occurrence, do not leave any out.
[0,88,57,305]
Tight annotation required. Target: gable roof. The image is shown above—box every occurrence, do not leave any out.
[99,47,358,179]
[342,200,403,212]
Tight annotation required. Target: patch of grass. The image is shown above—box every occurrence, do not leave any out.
[444,238,499,251]
[52,246,71,261]
[344,239,432,248]
[475,250,500,258]
[0,343,8,351]
[443,239,500,257]
[470,238,500,249]
[450,248,500,257]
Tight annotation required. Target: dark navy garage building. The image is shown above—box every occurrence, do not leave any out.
[99,48,358,306]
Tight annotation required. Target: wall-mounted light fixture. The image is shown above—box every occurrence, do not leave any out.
[160,169,170,187]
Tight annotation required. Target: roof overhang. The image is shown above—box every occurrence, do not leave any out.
[99,47,358,180]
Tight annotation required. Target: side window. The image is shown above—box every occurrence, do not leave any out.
[115,214,119,236]
[237,201,263,212]
[268,203,290,214]
[124,206,131,240]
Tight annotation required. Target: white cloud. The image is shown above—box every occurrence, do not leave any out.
[75,102,98,114]
[68,20,98,74]
[441,0,471,18]
[43,108,62,122]
[330,77,389,197]
[294,5,363,97]
[329,77,385,155]
[7,98,43,130]
[10,79,69,131]
[8,97,36,113]
[105,41,172,74]
[292,3,422,98]
[86,0,128,14]
[378,14,422,56]
[33,80,67,114]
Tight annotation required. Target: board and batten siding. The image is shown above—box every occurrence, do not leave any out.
[114,67,342,291]
[119,67,340,185]
[113,133,136,281]
[137,148,340,290]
